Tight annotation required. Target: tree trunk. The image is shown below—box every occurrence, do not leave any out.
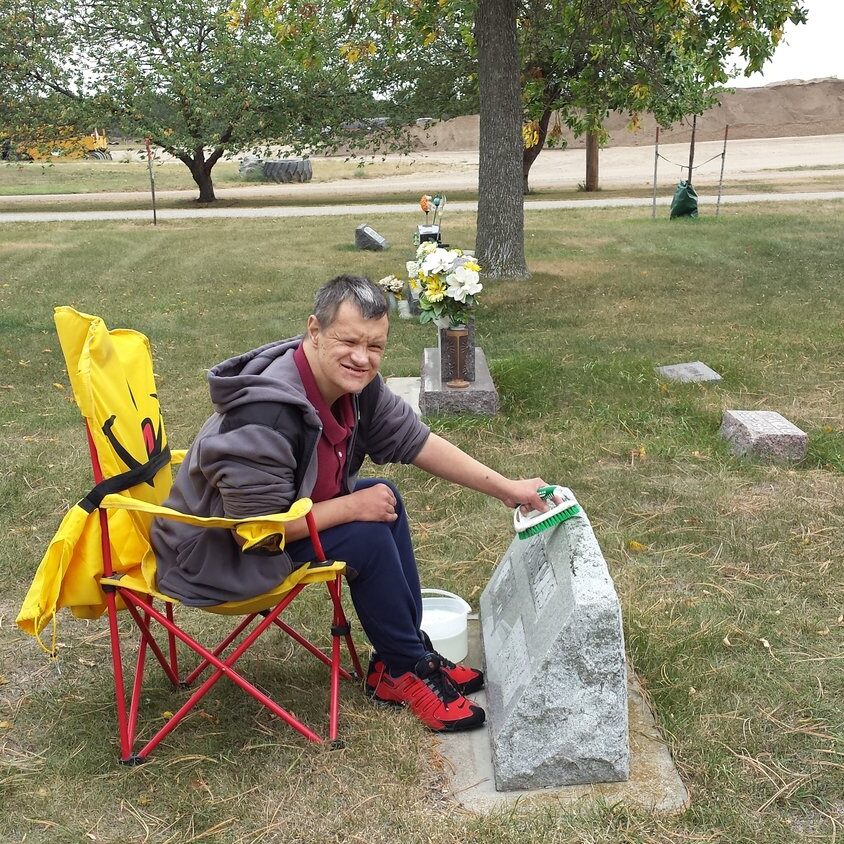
[179,146,217,202]
[193,166,216,203]
[585,131,599,191]
[475,0,529,280]
[522,107,553,195]
[687,114,697,185]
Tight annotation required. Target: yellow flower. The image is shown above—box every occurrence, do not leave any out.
[522,121,540,149]
[425,277,446,302]
[463,260,480,272]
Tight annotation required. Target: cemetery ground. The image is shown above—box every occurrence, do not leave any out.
[1,201,842,843]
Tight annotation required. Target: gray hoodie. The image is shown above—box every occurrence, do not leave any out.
[151,337,430,605]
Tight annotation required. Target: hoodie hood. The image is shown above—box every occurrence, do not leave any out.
[208,336,314,416]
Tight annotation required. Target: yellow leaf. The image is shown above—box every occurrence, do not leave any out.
[0,720,13,729]
[162,710,174,719]
[626,540,647,552]
[52,382,65,390]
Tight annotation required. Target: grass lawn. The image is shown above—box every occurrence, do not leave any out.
[0,202,842,843]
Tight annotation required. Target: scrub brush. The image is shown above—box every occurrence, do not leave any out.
[513,485,582,540]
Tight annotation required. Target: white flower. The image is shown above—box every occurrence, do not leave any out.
[421,248,459,276]
[416,241,438,258]
[406,260,420,278]
[445,265,483,303]
[377,274,404,294]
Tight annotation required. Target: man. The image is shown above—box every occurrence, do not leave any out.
[152,275,551,732]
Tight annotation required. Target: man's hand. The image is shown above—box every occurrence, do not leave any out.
[348,482,398,522]
[500,478,555,514]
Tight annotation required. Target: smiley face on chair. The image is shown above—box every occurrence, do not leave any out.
[101,387,166,486]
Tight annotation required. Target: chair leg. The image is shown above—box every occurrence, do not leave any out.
[326,576,363,679]
[118,586,324,758]
[127,603,152,749]
[183,614,256,686]
[326,574,364,743]
[165,601,179,680]
[105,590,133,762]
[272,618,354,681]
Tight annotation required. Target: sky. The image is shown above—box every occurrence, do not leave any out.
[730,0,842,87]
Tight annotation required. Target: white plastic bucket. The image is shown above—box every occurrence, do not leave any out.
[420,588,472,663]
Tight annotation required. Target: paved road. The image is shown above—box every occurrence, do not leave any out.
[1,190,842,223]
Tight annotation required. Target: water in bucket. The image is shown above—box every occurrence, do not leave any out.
[420,588,471,663]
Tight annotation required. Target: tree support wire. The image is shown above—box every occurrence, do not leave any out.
[652,126,659,219]
[651,123,730,218]
[716,125,730,217]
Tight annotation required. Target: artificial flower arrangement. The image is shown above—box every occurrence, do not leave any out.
[392,241,483,328]
[376,273,405,300]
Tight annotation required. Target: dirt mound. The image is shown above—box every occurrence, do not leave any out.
[412,77,844,151]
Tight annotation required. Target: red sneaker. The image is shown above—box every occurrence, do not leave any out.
[422,630,484,694]
[366,652,484,698]
[369,654,485,732]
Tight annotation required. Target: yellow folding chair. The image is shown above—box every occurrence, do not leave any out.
[17,307,362,762]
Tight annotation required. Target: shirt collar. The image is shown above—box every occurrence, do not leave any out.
[293,342,354,444]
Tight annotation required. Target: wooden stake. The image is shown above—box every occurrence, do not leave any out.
[716,125,729,218]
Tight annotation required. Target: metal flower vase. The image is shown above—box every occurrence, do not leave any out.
[438,319,475,388]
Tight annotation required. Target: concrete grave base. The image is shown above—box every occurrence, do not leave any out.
[385,376,421,416]
[419,347,498,416]
[720,410,808,462]
[436,620,690,814]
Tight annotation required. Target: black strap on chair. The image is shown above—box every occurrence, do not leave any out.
[79,447,172,513]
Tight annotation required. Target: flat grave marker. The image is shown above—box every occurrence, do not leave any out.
[720,410,808,462]
[656,361,722,383]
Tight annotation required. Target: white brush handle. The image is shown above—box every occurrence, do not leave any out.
[513,486,577,533]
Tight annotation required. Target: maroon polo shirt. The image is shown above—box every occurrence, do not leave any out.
[293,342,356,502]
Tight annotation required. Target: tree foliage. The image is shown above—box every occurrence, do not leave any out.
[1,0,402,199]
[519,0,809,192]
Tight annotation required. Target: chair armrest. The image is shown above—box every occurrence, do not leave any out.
[98,493,313,552]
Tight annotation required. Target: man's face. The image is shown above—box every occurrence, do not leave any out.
[306,301,388,404]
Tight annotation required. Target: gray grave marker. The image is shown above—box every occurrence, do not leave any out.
[720,410,808,462]
[480,513,628,790]
[355,225,389,251]
[656,361,722,383]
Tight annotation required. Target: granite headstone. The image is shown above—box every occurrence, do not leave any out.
[719,410,808,462]
[355,225,389,251]
[480,511,629,790]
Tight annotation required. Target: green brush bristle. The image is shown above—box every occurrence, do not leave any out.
[517,503,582,540]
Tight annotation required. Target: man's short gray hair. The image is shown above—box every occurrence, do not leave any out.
[313,275,389,327]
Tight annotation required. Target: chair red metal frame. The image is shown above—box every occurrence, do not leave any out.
[86,423,364,764]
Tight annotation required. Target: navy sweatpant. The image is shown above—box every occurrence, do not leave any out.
[285,478,428,674]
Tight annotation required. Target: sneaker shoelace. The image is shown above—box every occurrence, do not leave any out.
[417,655,460,704]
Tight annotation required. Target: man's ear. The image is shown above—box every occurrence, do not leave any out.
[305,315,320,346]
